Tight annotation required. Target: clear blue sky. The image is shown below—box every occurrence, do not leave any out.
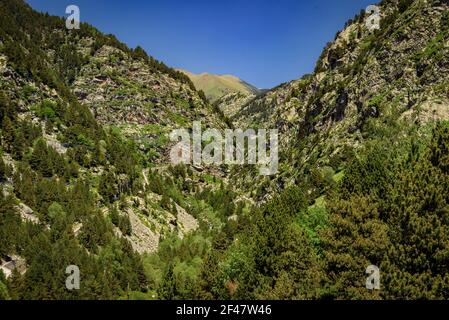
[27,0,375,89]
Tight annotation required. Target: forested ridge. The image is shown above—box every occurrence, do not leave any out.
[1,0,449,300]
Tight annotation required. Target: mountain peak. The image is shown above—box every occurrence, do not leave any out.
[177,69,260,102]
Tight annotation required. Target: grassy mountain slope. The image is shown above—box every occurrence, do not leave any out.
[179,69,260,102]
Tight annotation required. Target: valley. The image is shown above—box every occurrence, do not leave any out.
[1,0,449,300]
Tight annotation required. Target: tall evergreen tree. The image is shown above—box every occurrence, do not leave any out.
[1,116,15,152]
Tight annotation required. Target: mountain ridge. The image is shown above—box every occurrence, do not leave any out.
[1,0,449,301]
[178,69,261,102]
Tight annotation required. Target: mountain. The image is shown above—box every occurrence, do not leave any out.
[214,91,258,118]
[0,0,238,300]
[178,69,261,102]
[230,0,449,198]
[1,0,449,301]
[219,0,449,299]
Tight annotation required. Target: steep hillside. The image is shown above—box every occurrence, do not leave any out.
[0,0,243,300]
[202,0,449,300]
[229,0,449,199]
[214,91,257,118]
[71,46,225,165]
[179,69,260,102]
[1,0,449,301]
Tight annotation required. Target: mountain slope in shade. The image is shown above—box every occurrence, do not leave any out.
[178,69,261,102]
[214,91,257,119]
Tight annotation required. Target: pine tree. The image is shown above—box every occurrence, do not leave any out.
[118,214,132,236]
[13,163,37,209]
[99,170,118,203]
[158,264,177,300]
[0,92,15,124]
[110,207,120,226]
[0,157,6,183]
[319,194,388,299]
[380,124,449,299]
[319,123,449,299]
[0,191,20,257]
[0,279,10,300]
[1,116,15,152]
[30,138,53,177]
[48,203,71,241]
[12,129,26,160]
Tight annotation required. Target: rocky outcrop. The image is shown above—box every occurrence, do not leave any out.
[175,203,199,237]
[125,208,159,254]
[73,46,222,129]
[227,0,449,199]
[15,203,39,224]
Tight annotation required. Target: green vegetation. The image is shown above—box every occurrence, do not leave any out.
[180,70,260,102]
[1,0,449,301]
[147,121,448,300]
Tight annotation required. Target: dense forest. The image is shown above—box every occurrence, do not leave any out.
[1,0,449,300]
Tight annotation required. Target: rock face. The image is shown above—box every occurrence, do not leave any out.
[0,255,26,279]
[175,203,199,237]
[0,0,227,260]
[224,0,449,199]
[235,1,449,134]
[125,208,159,254]
[15,203,39,224]
[74,46,220,128]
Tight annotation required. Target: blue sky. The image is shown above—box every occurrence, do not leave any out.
[27,0,375,89]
